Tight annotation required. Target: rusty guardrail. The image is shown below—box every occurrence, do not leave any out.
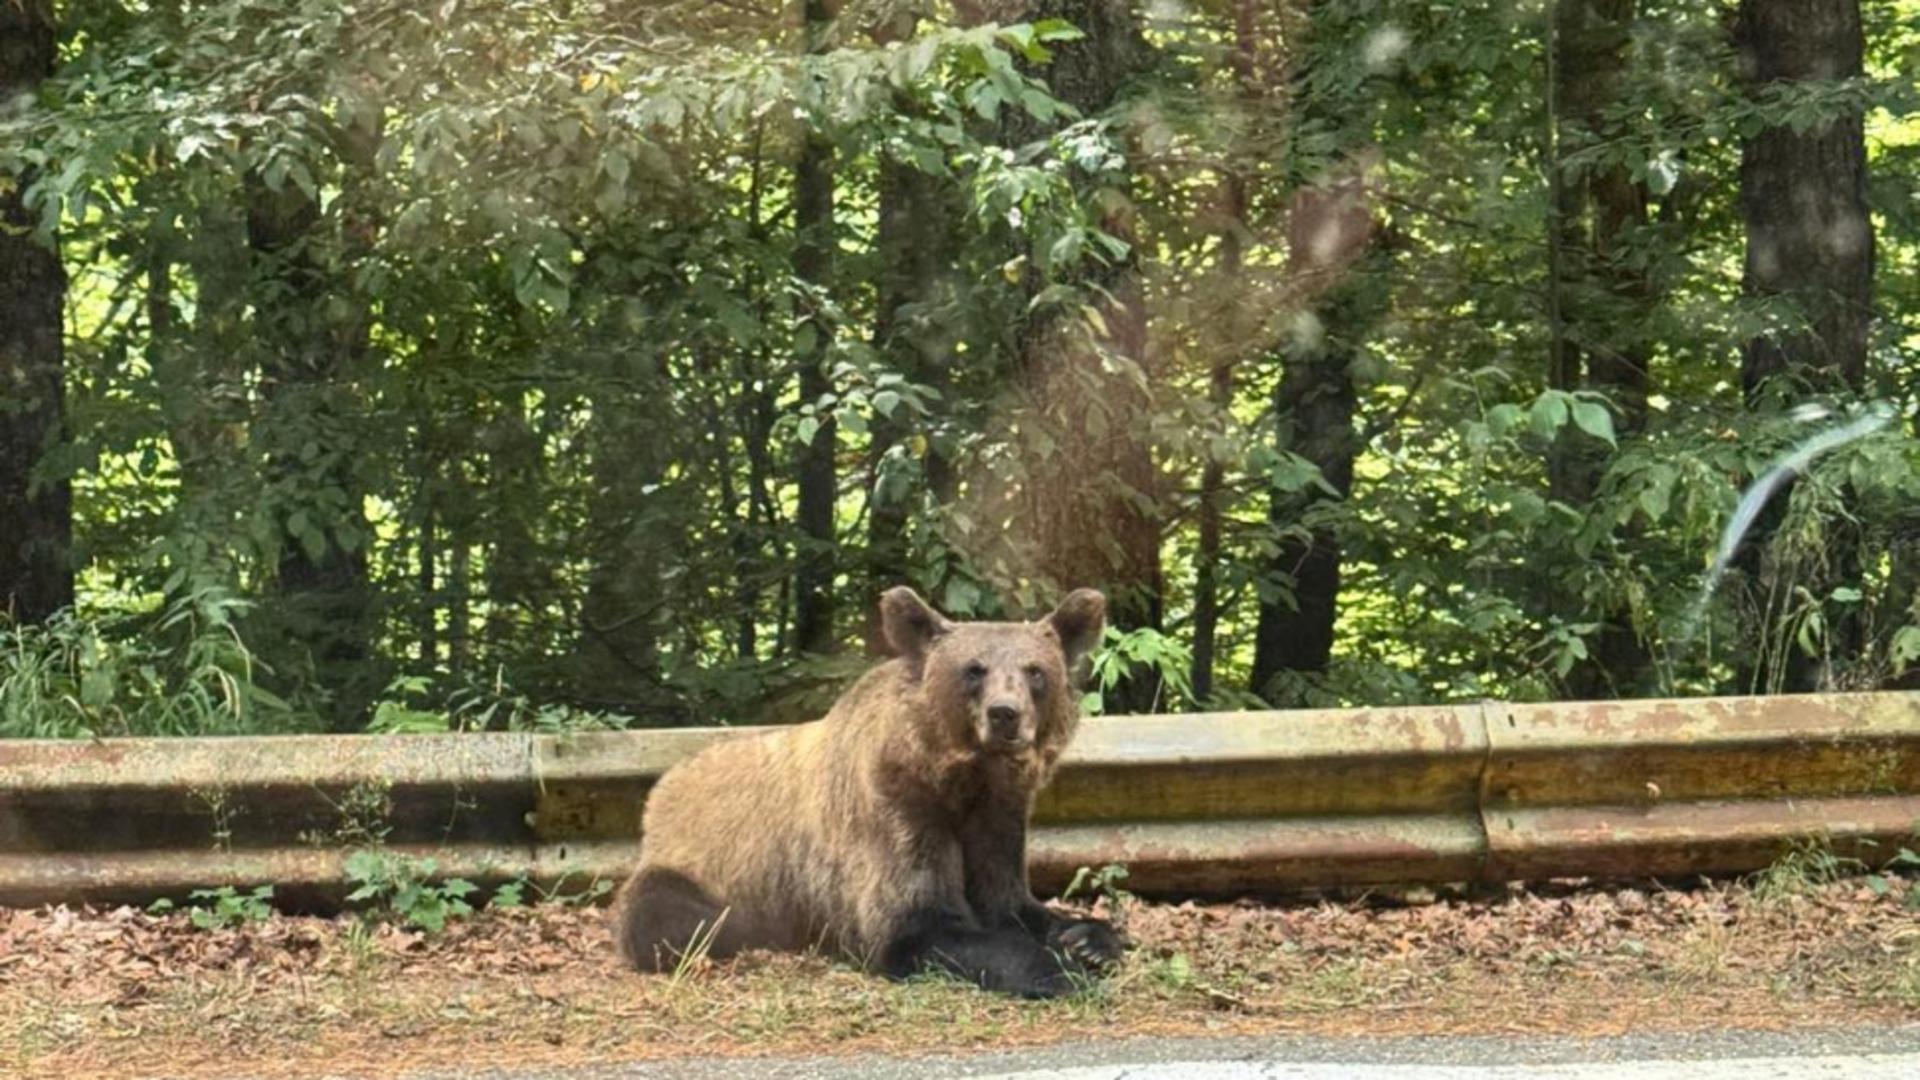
[1,692,1917,909]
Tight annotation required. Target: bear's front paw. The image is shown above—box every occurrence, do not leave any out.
[1013,966,1078,1000]
[1051,918,1128,972]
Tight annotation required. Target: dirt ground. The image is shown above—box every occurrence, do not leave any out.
[5,872,1919,1080]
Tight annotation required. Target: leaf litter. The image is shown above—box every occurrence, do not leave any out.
[3,876,1917,1079]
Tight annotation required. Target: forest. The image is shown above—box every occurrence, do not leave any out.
[1,0,1917,737]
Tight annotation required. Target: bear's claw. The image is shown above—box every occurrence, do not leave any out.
[1052,918,1128,972]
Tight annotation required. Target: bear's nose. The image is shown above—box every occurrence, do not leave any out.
[986,704,1022,737]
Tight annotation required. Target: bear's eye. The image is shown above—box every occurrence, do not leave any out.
[1025,665,1047,694]
[963,661,988,686]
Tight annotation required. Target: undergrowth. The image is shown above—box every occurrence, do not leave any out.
[0,588,292,738]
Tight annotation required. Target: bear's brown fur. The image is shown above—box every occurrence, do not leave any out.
[611,586,1122,997]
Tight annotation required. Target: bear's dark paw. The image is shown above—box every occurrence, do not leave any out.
[1050,918,1128,972]
[1010,966,1078,1000]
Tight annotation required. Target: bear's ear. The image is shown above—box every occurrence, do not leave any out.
[1044,588,1106,671]
[881,586,952,666]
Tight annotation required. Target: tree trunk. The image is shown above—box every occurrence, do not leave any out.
[1190,0,1258,705]
[576,392,671,709]
[791,0,839,656]
[245,128,380,728]
[1249,179,1370,703]
[448,539,470,676]
[481,402,548,657]
[161,197,255,582]
[1004,0,1162,712]
[729,134,777,661]
[1249,5,1380,707]
[0,0,72,624]
[147,227,211,526]
[417,503,439,667]
[864,14,967,649]
[1732,0,1873,693]
[1547,0,1652,499]
[737,349,779,659]
[864,150,954,648]
[1546,0,1655,699]
[1735,0,1873,400]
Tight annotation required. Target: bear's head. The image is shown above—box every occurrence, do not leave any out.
[880,586,1106,757]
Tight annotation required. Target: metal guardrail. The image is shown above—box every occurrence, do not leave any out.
[1,692,1917,909]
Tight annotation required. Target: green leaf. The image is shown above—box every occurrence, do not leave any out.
[1570,401,1616,446]
[1485,403,1523,437]
[1796,609,1825,656]
[969,82,1003,121]
[1637,466,1675,522]
[1890,626,1920,674]
[942,576,983,615]
[1268,452,1324,494]
[176,132,216,162]
[1508,489,1547,527]
[79,666,115,709]
[1529,393,1569,439]
[1019,88,1058,121]
[1647,151,1682,196]
[1032,18,1087,42]
[998,23,1035,52]
[345,850,385,882]
[1163,951,1193,987]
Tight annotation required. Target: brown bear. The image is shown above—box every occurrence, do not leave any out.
[611,586,1124,998]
